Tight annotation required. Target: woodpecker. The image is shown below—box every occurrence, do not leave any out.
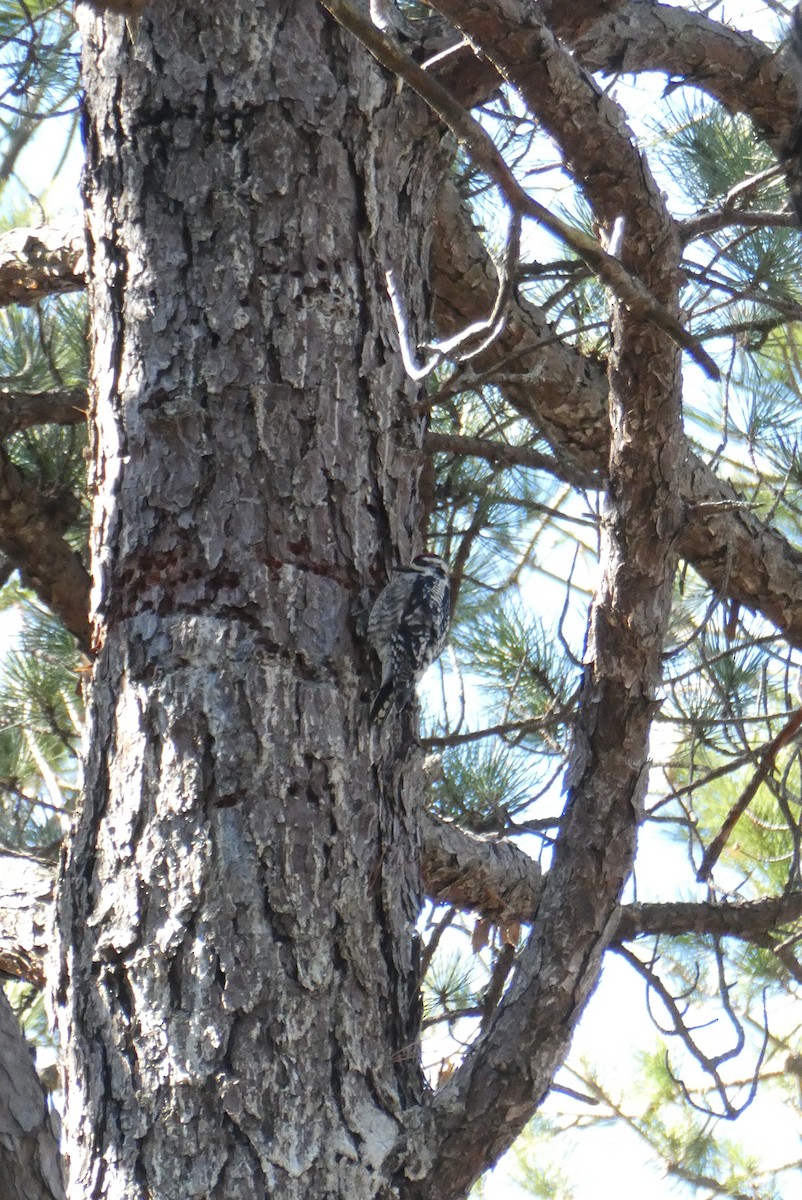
[368,554,451,724]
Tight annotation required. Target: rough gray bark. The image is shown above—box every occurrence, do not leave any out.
[0,987,64,1200]
[54,3,444,1197]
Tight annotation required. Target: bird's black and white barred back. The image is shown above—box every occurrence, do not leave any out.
[368,554,451,724]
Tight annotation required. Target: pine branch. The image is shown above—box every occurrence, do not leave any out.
[422,813,543,923]
[697,707,802,882]
[0,387,87,434]
[420,30,686,1185]
[422,814,802,942]
[434,184,802,652]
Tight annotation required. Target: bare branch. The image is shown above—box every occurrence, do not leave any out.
[617,942,769,1121]
[417,15,686,1180]
[434,2,797,150]
[425,432,581,485]
[681,208,798,243]
[617,894,802,944]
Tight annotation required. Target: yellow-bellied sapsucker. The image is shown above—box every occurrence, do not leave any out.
[368,554,451,723]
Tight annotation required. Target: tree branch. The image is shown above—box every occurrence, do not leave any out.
[416,1,686,1185]
[434,2,797,153]
[0,388,87,435]
[0,222,85,309]
[425,432,579,484]
[421,815,802,943]
[616,894,802,943]
[571,2,796,146]
[429,0,671,242]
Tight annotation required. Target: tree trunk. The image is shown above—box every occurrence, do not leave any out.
[54,3,443,1195]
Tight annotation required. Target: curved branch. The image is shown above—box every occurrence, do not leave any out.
[571,3,796,146]
[435,2,797,152]
[430,0,671,242]
[418,2,685,1185]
